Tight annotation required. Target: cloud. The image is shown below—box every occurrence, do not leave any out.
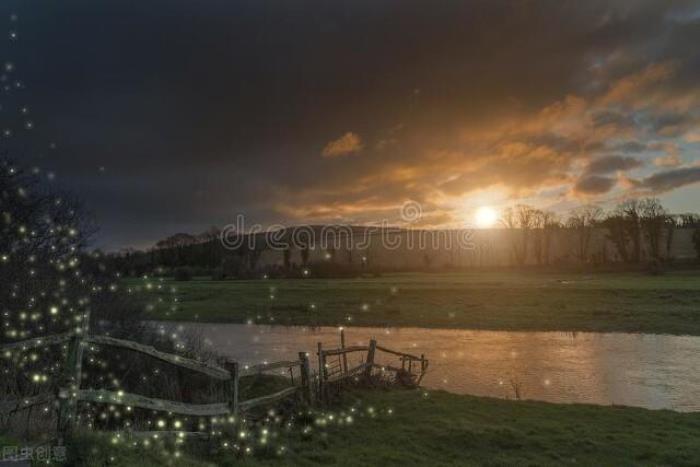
[636,166,700,193]
[649,141,682,167]
[586,155,643,174]
[650,112,696,137]
[573,175,617,195]
[321,132,363,158]
[654,153,682,167]
[288,58,693,221]
[591,110,635,129]
[599,62,678,106]
[615,141,647,153]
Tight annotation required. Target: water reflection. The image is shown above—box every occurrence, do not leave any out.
[156,322,700,412]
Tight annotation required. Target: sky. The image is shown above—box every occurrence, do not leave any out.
[2,0,700,250]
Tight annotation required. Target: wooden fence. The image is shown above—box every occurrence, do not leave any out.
[317,330,429,403]
[1,329,427,439]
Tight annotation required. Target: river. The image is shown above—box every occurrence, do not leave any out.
[155,322,700,412]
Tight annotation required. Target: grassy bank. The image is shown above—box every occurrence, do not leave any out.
[61,389,700,466]
[137,270,700,335]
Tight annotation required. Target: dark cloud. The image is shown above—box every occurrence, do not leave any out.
[586,155,644,174]
[649,112,696,136]
[1,0,699,248]
[638,166,700,192]
[573,175,617,195]
[520,133,590,156]
[615,141,647,153]
[591,110,636,129]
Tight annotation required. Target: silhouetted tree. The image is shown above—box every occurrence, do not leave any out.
[1,158,96,343]
[567,205,602,263]
[693,229,700,261]
[533,210,558,265]
[640,198,667,260]
[604,205,631,263]
[621,200,642,262]
[501,204,537,266]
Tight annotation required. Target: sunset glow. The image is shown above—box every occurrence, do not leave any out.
[4,3,700,465]
[474,206,498,228]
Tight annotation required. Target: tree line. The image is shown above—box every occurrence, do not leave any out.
[102,197,700,279]
[499,198,700,268]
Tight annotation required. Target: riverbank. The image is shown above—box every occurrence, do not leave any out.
[152,322,700,412]
[136,270,700,335]
[55,389,700,466]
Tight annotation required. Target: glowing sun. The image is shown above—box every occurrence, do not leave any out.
[474,206,498,228]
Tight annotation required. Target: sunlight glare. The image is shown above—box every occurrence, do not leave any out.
[474,206,498,228]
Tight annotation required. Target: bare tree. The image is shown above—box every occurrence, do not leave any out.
[500,205,537,266]
[566,205,603,263]
[1,159,96,343]
[678,213,700,228]
[500,207,518,266]
[693,229,700,261]
[604,204,631,263]
[639,198,667,260]
[621,200,642,262]
[664,214,677,260]
[1,158,99,411]
[532,210,559,265]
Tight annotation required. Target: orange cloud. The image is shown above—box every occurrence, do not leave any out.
[274,61,694,227]
[599,62,678,106]
[321,132,363,158]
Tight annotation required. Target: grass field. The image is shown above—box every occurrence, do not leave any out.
[58,388,700,466]
[136,270,700,335]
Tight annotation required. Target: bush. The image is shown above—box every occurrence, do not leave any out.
[173,267,193,281]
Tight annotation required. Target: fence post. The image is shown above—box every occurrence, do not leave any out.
[340,329,348,375]
[365,339,376,378]
[417,354,427,385]
[224,361,239,418]
[57,334,85,437]
[317,342,326,404]
[299,352,312,405]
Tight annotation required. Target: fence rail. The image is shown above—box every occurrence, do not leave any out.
[85,335,230,380]
[240,360,302,377]
[2,332,73,352]
[239,386,299,411]
[2,328,427,438]
[75,389,231,417]
[0,393,55,414]
[375,345,422,361]
[322,345,369,356]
